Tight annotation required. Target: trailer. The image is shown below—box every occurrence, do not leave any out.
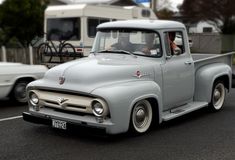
[42,4,157,65]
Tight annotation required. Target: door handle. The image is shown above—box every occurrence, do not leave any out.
[184,61,192,65]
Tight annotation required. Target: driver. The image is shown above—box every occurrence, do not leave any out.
[142,33,157,55]
[168,32,181,55]
[111,32,133,52]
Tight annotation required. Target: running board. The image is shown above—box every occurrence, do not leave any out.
[162,102,208,121]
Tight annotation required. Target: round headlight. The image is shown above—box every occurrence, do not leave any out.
[29,92,39,106]
[92,101,104,117]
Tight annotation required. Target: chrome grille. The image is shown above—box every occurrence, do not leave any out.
[31,90,94,115]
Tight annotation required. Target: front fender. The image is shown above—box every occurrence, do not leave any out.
[91,80,162,134]
[194,63,231,102]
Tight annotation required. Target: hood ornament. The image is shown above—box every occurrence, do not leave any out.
[59,76,65,85]
[57,97,68,105]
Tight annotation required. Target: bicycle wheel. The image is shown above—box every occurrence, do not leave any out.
[37,43,53,63]
[60,43,76,63]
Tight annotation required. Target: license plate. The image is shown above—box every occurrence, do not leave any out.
[52,119,67,130]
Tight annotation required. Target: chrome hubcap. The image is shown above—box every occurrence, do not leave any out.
[131,100,152,133]
[213,83,225,109]
[214,89,221,102]
[15,83,26,98]
[135,108,147,127]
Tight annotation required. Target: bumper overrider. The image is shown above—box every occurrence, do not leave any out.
[23,89,116,134]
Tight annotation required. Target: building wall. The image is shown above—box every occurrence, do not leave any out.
[189,21,219,33]
[189,33,235,54]
[189,33,221,53]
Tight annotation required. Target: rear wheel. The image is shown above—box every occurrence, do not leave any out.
[129,100,153,134]
[209,81,226,111]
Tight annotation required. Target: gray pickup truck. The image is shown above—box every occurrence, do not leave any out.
[23,20,234,135]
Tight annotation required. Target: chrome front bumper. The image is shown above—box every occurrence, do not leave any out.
[22,111,116,134]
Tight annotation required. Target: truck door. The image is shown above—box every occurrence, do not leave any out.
[162,31,194,110]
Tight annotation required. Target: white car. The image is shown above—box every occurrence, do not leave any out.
[0,62,48,103]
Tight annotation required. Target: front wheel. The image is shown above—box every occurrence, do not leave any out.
[129,100,153,134]
[209,81,226,111]
[10,80,31,103]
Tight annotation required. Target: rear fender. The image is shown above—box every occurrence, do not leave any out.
[194,63,231,102]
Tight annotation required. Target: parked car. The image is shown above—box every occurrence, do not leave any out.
[0,62,48,103]
[23,20,234,135]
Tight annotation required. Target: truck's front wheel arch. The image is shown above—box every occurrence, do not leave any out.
[147,98,159,127]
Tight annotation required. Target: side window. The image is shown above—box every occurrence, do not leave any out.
[88,18,110,38]
[164,31,185,56]
[175,32,185,53]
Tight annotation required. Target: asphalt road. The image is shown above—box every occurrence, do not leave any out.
[0,89,235,160]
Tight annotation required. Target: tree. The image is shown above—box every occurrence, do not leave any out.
[156,8,174,20]
[151,0,174,20]
[0,0,49,47]
[180,0,235,34]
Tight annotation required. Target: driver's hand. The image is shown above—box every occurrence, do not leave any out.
[142,47,151,55]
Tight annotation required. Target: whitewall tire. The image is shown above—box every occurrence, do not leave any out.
[209,81,226,111]
[130,100,153,134]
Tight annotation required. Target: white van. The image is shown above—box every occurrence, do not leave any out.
[44,4,157,57]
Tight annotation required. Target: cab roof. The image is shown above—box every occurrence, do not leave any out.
[97,20,185,30]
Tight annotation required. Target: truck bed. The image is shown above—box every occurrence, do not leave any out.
[192,52,235,71]
[192,53,219,61]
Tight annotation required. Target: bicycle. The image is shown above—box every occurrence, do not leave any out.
[37,33,76,64]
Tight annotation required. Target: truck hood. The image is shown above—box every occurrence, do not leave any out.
[36,54,158,93]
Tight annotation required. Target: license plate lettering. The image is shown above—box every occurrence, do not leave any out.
[52,119,67,130]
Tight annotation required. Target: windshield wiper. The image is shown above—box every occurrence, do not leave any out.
[98,49,137,58]
[97,50,114,53]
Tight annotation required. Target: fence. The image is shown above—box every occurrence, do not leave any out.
[0,45,79,65]
[189,33,235,54]
[0,46,41,64]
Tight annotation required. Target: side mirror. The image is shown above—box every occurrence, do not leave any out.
[166,55,172,60]
[174,48,182,55]
[189,39,193,48]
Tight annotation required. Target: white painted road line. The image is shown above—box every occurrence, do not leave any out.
[0,115,23,122]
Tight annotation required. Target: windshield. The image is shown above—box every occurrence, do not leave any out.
[91,29,162,57]
[46,18,80,41]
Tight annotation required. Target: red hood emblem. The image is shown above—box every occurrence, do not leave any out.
[59,76,65,85]
[133,71,151,79]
